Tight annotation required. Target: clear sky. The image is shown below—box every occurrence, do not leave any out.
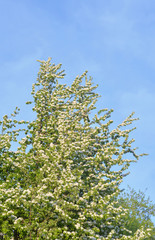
[0,0,155,221]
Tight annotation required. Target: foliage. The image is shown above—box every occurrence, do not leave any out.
[118,187,155,239]
[0,58,153,239]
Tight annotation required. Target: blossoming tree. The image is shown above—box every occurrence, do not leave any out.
[0,58,152,239]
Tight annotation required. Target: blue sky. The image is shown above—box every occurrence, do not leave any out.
[0,0,155,220]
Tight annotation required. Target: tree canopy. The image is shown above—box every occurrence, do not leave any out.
[0,58,153,239]
[118,187,155,239]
